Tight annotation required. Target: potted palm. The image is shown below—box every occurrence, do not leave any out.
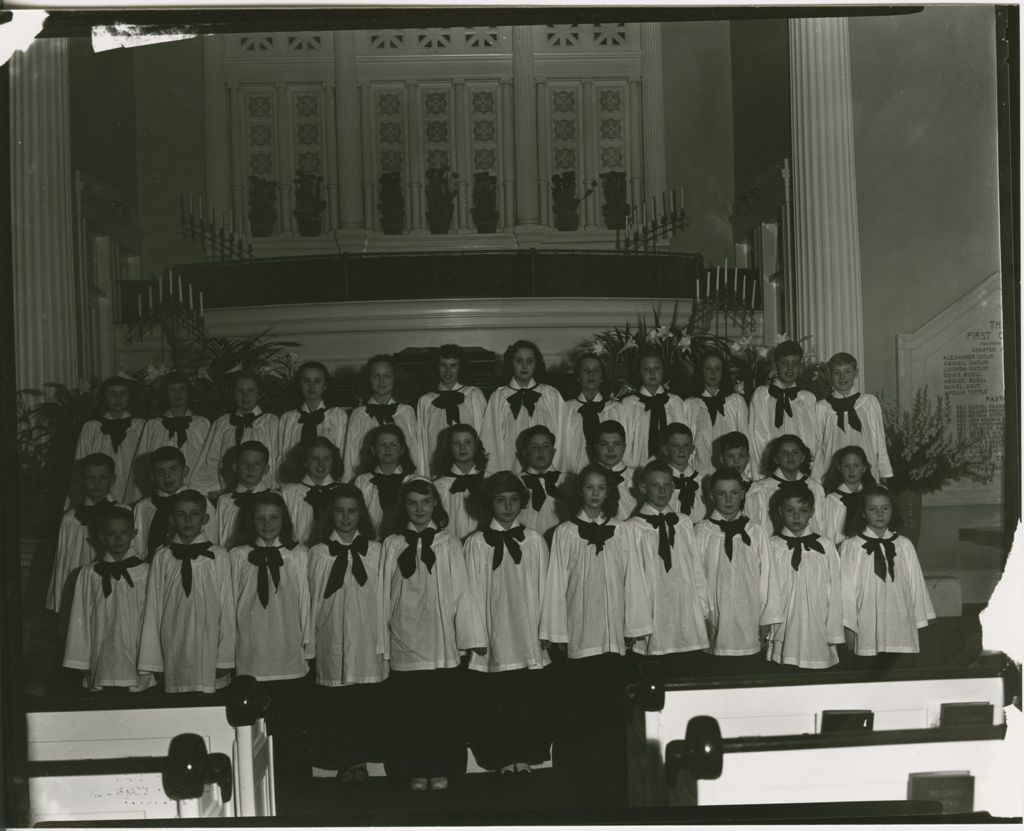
[378,171,404,235]
[550,172,595,231]
[471,172,499,234]
[248,176,278,237]
[425,166,458,234]
[293,171,326,237]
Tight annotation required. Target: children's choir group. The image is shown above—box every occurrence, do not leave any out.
[48,339,935,795]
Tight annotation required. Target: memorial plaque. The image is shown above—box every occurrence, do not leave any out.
[897,273,1004,506]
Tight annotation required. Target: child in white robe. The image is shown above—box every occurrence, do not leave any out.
[464,472,551,772]
[516,425,569,541]
[133,372,211,494]
[560,354,621,474]
[214,440,274,549]
[840,486,935,669]
[280,437,340,546]
[47,453,118,613]
[353,424,416,539]
[307,484,387,781]
[713,431,756,486]
[681,350,749,476]
[379,479,487,792]
[748,340,819,476]
[229,491,313,780]
[746,435,826,534]
[820,445,877,545]
[481,340,565,474]
[278,361,349,484]
[63,506,154,692]
[70,376,146,505]
[416,344,487,476]
[657,423,706,523]
[627,461,710,675]
[433,423,487,540]
[592,420,637,520]
[813,352,893,482]
[138,490,235,692]
[191,372,280,499]
[765,485,844,670]
[618,347,687,468]
[694,468,782,674]
[343,354,421,481]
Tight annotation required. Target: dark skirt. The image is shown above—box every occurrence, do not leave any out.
[309,681,387,771]
[385,667,467,780]
[466,666,552,770]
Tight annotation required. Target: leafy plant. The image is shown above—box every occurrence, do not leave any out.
[550,172,596,230]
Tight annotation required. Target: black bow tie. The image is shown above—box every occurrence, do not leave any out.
[94,557,142,597]
[248,546,283,608]
[366,402,397,425]
[860,534,898,582]
[572,518,616,554]
[484,525,526,570]
[162,415,192,449]
[506,386,541,419]
[449,472,482,496]
[768,385,799,428]
[772,474,808,491]
[371,473,405,513]
[603,467,626,492]
[231,489,259,510]
[74,499,113,529]
[230,412,257,446]
[398,528,437,578]
[673,472,700,514]
[325,536,369,596]
[303,482,337,522]
[784,533,825,571]
[147,493,177,557]
[100,417,133,452]
[521,470,561,511]
[640,512,679,571]
[701,391,726,425]
[170,541,214,596]
[838,490,862,511]
[576,400,605,446]
[828,395,863,432]
[431,390,465,426]
[712,516,751,561]
[298,408,326,445]
[639,391,670,457]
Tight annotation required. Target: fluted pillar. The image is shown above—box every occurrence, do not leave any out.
[639,23,666,202]
[334,31,364,231]
[11,38,79,391]
[500,79,516,230]
[789,17,864,377]
[512,26,540,228]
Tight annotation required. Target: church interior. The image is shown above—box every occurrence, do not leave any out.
[2,5,1019,824]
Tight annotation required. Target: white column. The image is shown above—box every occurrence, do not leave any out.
[203,36,231,210]
[406,81,423,232]
[639,22,666,203]
[789,17,865,376]
[500,79,516,230]
[453,79,471,232]
[228,83,246,228]
[512,26,541,228]
[334,31,364,232]
[358,83,377,232]
[535,80,551,227]
[627,77,644,215]
[11,37,80,391]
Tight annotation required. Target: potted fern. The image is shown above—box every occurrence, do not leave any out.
[425,166,458,234]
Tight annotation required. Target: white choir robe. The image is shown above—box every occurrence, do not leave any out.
[229,539,313,680]
[46,497,116,613]
[627,507,710,655]
[71,414,147,505]
[416,385,488,476]
[63,557,155,691]
[190,408,280,496]
[668,464,707,523]
[133,490,220,559]
[277,404,349,483]
[133,411,212,491]
[560,394,621,474]
[681,392,749,476]
[378,523,487,671]
[281,475,338,547]
[308,531,387,686]
[745,472,827,535]
[539,513,652,658]
[602,463,637,521]
[480,380,566,474]
[813,391,893,480]
[748,384,819,476]
[137,535,235,692]
[464,521,550,672]
[820,486,861,546]
[518,468,570,540]
[435,467,485,540]
[839,528,935,655]
[618,387,687,469]
[342,400,421,482]
[694,512,783,656]
[215,484,273,551]
[354,469,415,540]
[767,530,845,668]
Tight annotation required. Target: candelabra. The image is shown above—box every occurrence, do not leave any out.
[691,265,762,337]
[125,271,206,367]
[616,188,688,253]
[180,194,254,261]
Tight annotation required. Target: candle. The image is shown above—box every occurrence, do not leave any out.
[742,277,747,305]
[199,291,204,318]
[198,195,203,219]
[705,272,710,296]
[716,265,721,291]
[189,284,194,310]
[679,187,685,211]
[148,285,153,312]
[670,188,677,215]
[696,276,701,303]
[137,294,143,319]
[661,192,667,218]
[178,274,183,303]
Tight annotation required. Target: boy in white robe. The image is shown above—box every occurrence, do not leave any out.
[746,434,826,534]
[63,506,154,692]
[215,441,274,549]
[681,351,749,475]
[516,425,569,541]
[561,354,621,474]
[748,340,818,476]
[133,372,211,494]
[353,424,416,539]
[191,372,280,498]
[280,437,341,546]
[433,423,487,540]
[657,423,706,523]
[481,340,565,474]
[416,344,488,476]
[618,347,687,468]
[134,446,218,560]
[277,361,349,484]
[712,431,756,486]
[592,420,637,520]
[464,473,551,772]
[138,490,235,692]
